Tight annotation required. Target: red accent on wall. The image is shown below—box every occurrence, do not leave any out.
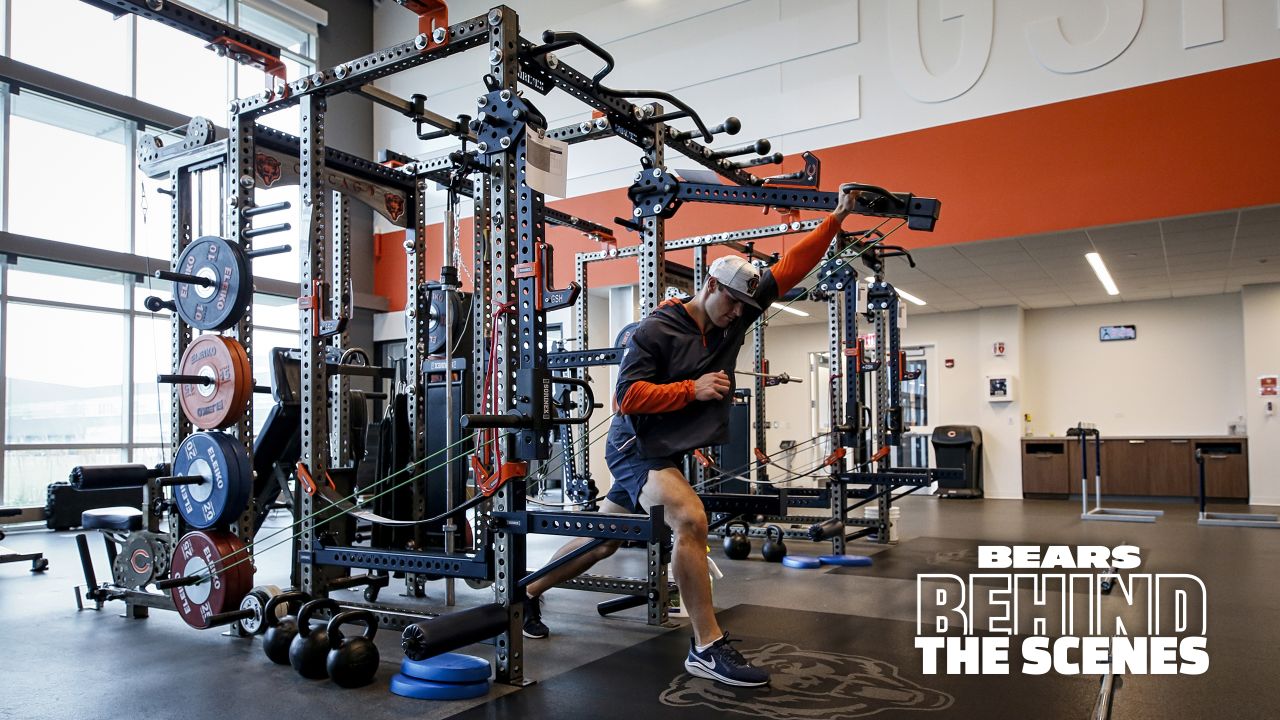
[374,59,1280,311]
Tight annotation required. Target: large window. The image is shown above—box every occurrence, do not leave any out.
[8,94,132,251]
[10,0,133,95]
[0,0,319,506]
[0,264,305,506]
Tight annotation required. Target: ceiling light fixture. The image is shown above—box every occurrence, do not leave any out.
[1085,251,1120,295]
[770,303,810,317]
[895,288,927,306]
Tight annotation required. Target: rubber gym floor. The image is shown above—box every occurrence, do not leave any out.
[2,495,1277,720]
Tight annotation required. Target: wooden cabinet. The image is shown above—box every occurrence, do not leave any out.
[1195,440,1248,499]
[1021,441,1069,494]
[1149,439,1194,496]
[1021,436,1247,500]
[1100,439,1150,495]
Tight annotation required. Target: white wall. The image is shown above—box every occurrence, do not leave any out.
[1023,294,1245,437]
[755,293,1255,500]
[372,0,1280,225]
[1241,283,1280,505]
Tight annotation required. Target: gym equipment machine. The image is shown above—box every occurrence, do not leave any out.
[0,507,48,572]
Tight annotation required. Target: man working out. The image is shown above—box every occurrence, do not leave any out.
[523,187,860,687]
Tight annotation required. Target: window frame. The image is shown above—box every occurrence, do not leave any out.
[0,0,317,506]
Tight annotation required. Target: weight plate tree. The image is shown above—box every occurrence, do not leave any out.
[178,334,254,430]
[172,236,253,331]
[171,431,253,529]
[168,530,254,629]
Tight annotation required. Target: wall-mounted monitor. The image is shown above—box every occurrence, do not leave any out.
[1099,325,1137,342]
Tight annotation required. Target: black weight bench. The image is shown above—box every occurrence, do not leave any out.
[0,507,49,572]
[81,506,144,532]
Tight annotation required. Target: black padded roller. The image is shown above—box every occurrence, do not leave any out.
[401,603,508,661]
[70,464,153,490]
[807,517,845,542]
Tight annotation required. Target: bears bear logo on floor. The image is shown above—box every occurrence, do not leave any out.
[660,642,953,719]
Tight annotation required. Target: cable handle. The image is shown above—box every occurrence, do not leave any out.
[548,376,596,425]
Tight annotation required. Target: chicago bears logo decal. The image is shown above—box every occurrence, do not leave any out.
[255,153,281,187]
[384,193,406,222]
[660,643,953,719]
[746,275,760,294]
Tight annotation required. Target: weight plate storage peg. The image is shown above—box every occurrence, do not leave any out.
[168,530,253,629]
[171,236,252,331]
[172,432,252,529]
[178,334,253,430]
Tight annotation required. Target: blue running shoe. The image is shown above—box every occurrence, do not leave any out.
[683,634,769,687]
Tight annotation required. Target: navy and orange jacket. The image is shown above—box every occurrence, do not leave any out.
[609,214,843,459]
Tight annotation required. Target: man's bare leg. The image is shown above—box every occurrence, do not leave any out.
[524,497,629,599]
[638,466,723,646]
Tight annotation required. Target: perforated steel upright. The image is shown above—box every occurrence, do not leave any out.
[406,174,430,557]
[637,118,665,318]
[331,191,352,467]
[826,291,847,555]
[752,317,767,485]
[486,5,527,685]
[225,111,256,552]
[295,92,342,595]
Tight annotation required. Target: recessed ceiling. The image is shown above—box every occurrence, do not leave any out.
[767,205,1280,323]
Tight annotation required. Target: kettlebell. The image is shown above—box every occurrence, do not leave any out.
[326,610,380,688]
[722,520,751,560]
[290,597,340,679]
[262,590,311,666]
[761,525,787,563]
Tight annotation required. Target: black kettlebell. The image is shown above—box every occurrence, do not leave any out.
[262,590,311,666]
[326,610,380,688]
[290,597,340,679]
[761,525,787,563]
[722,520,752,560]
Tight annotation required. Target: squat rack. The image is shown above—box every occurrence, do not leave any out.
[137,1,946,685]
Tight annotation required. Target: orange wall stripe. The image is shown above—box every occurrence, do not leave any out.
[374,59,1280,311]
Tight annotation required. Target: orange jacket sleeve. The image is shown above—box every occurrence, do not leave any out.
[769,213,843,295]
[619,380,697,415]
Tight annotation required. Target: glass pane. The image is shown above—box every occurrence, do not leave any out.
[131,445,169,469]
[239,2,311,55]
[10,0,132,95]
[4,448,127,506]
[134,316,174,445]
[252,328,297,435]
[6,304,128,444]
[9,93,131,251]
[195,166,226,239]
[137,169,175,261]
[6,257,129,309]
[253,293,298,330]
[236,57,307,135]
[186,0,229,20]
[136,18,231,127]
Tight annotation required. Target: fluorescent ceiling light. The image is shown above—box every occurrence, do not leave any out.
[1085,252,1120,295]
[771,303,810,317]
[895,288,927,306]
